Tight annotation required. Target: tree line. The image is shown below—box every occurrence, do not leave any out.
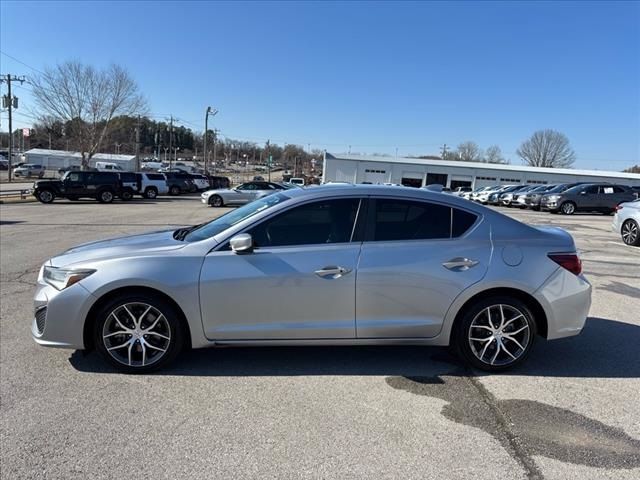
[7,59,634,172]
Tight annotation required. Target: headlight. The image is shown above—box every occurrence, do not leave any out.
[43,266,96,290]
[547,195,560,201]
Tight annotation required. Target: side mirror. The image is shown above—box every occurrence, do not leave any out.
[230,233,253,254]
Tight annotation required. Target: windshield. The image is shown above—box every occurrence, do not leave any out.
[183,193,291,242]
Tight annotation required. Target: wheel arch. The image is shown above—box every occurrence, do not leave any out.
[83,285,192,352]
[451,287,548,340]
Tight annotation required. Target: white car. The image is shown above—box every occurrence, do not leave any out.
[137,172,169,199]
[190,174,211,191]
[612,199,640,246]
[13,164,46,178]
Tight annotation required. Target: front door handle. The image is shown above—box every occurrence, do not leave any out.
[442,257,479,271]
[314,266,352,279]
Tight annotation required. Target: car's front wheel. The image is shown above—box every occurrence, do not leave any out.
[37,189,55,204]
[144,187,158,199]
[94,293,184,373]
[560,201,576,215]
[454,296,537,372]
[621,219,640,246]
[97,189,114,203]
[209,195,224,207]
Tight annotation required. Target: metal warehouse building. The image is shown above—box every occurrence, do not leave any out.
[24,149,137,171]
[322,153,640,189]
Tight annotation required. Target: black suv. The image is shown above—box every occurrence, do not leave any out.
[33,171,124,204]
[164,171,196,195]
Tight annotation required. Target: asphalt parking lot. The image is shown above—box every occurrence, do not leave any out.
[1,197,639,479]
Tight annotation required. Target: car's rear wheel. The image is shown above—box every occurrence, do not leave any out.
[144,187,158,199]
[37,189,55,204]
[169,185,181,196]
[621,219,640,246]
[94,293,184,373]
[209,195,223,207]
[120,189,133,201]
[454,296,537,372]
[97,189,115,203]
[560,201,576,215]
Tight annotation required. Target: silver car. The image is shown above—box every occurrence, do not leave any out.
[32,185,592,373]
[201,181,286,207]
[612,199,640,246]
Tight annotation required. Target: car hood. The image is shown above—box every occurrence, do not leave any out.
[50,229,186,267]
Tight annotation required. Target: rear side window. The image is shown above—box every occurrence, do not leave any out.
[452,209,478,237]
[147,173,165,180]
[120,172,136,182]
[369,199,478,241]
[372,199,450,241]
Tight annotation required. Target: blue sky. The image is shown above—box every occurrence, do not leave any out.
[1,1,638,169]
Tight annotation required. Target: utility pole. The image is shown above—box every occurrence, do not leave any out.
[266,140,271,182]
[212,129,219,174]
[440,143,449,160]
[135,115,141,171]
[168,115,173,169]
[203,106,218,174]
[1,74,26,182]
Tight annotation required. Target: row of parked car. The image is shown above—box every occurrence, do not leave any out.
[454,182,639,215]
[31,170,231,204]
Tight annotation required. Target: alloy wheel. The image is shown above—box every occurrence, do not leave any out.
[468,304,531,367]
[102,302,171,367]
[38,190,54,203]
[561,202,575,215]
[622,220,639,246]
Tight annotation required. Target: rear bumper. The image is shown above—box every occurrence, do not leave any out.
[533,268,592,340]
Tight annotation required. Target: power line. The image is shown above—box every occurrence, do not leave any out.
[0,50,45,75]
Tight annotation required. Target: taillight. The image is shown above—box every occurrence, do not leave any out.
[615,205,623,212]
[548,253,582,276]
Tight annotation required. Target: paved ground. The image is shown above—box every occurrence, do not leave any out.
[1,196,639,479]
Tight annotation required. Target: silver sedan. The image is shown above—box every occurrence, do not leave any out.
[32,185,592,373]
[612,199,640,246]
[201,181,286,207]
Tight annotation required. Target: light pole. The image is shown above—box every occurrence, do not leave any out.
[115,143,122,154]
[173,147,180,166]
[164,147,169,164]
[204,106,218,174]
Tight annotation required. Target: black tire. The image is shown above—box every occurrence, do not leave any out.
[209,195,223,207]
[560,201,576,215]
[144,187,158,199]
[93,292,184,373]
[120,189,134,201]
[453,296,537,372]
[37,189,55,204]
[621,219,640,246]
[189,184,197,193]
[97,189,115,204]
[169,185,181,196]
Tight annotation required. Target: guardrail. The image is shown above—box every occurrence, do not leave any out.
[0,189,32,200]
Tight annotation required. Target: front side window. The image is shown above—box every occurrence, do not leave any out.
[67,172,80,182]
[248,198,361,247]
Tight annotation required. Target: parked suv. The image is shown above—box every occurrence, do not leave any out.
[136,172,169,198]
[164,171,196,195]
[32,171,123,204]
[541,183,637,214]
[207,175,231,190]
[13,164,46,178]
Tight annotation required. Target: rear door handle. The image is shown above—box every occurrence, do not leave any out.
[314,266,352,279]
[442,257,479,271]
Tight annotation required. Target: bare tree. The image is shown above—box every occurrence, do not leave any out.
[31,61,147,167]
[484,145,507,164]
[456,141,482,162]
[517,129,575,168]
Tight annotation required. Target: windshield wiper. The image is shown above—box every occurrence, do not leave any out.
[173,223,203,241]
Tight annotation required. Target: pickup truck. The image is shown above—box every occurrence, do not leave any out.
[32,171,124,204]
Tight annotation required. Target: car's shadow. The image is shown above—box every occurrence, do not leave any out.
[69,317,640,378]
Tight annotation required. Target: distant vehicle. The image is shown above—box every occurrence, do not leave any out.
[511,185,540,208]
[207,175,231,190]
[451,186,472,196]
[141,161,163,171]
[95,162,124,172]
[201,181,287,207]
[541,183,636,215]
[189,174,211,191]
[0,159,8,170]
[612,199,640,246]
[520,184,559,210]
[136,172,169,198]
[476,185,510,204]
[499,185,530,206]
[58,165,82,176]
[160,164,193,173]
[13,164,46,178]
[289,177,305,186]
[253,175,265,181]
[32,171,123,204]
[163,171,196,195]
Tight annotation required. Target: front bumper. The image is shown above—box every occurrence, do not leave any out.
[534,268,592,340]
[32,277,96,349]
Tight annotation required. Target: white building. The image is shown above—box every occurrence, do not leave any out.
[24,149,137,171]
[322,153,640,189]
